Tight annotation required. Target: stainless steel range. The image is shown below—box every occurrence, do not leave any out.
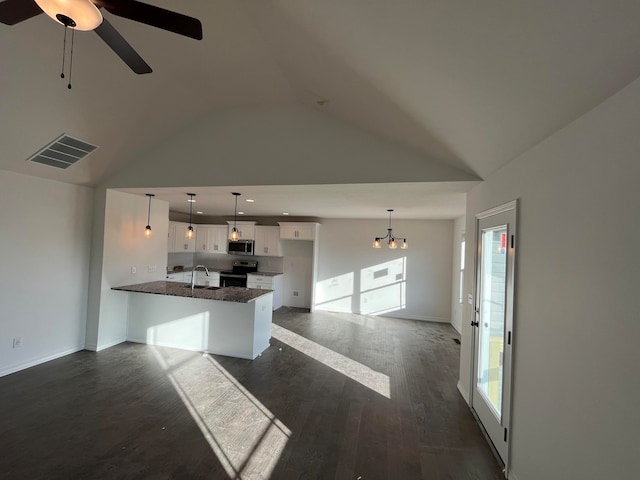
[219,260,258,288]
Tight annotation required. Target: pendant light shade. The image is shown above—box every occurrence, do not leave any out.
[186,193,195,239]
[230,192,241,241]
[373,209,408,249]
[144,193,154,238]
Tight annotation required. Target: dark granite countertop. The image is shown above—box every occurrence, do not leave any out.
[249,272,283,277]
[112,281,271,303]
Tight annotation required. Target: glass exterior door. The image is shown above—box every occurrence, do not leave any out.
[472,204,516,465]
[478,226,507,417]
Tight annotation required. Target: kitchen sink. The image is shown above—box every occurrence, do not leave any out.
[182,285,220,290]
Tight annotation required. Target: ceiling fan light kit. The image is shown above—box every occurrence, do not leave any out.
[34,0,102,30]
[0,0,203,82]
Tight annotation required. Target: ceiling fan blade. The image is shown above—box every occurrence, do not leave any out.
[95,0,202,40]
[94,17,152,74]
[0,0,43,25]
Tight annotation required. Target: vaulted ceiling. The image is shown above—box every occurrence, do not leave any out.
[2,1,640,217]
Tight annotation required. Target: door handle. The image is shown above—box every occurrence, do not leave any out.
[471,320,479,327]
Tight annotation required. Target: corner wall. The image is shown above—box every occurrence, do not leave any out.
[315,218,453,321]
[459,78,640,479]
[85,189,169,351]
[0,171,93,376]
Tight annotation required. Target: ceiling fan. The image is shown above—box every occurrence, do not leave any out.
[0,0,203,74]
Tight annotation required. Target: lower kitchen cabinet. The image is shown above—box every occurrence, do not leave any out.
[247,273,283,310]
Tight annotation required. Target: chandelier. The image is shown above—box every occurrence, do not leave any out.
[373,209,408,249]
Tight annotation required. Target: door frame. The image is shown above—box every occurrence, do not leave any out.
[469,199,518,475]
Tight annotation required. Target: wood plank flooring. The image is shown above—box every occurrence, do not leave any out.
[0,308,503,479]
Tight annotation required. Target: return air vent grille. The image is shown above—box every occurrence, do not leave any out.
[27,134,98,169]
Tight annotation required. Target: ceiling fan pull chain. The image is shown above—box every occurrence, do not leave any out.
[67,27,74,90]
[60,25,67,79]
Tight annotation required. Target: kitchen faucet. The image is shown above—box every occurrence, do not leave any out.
[192,265,210,291]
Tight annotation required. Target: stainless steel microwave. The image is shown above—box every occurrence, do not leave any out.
[227,240,254,255]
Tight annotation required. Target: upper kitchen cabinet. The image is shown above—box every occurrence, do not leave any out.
[254,226,282,257]
[226,221,256,240]
[278,222,319,240]
[195,225,228,254]
[168,221,196,253]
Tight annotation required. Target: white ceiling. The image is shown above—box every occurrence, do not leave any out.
[3,1,640,218]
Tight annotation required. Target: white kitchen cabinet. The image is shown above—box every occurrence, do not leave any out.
[195,270,220,287]
[166,271,186,282]
[254,226,282,256]
[168,221,196,253]
[278,222,318,240]
[196,225,228,254]
[226,221,256,240]
[247,273,283,310]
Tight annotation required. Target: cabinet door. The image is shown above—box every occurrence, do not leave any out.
[167,222,177,253]
[210,226,228,253]
[227,222,256,240]
[255,226,281,256]
[279,223,316,240]
[195,226,210,252]
[174,222,196,252]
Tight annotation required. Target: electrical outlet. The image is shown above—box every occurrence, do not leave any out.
[148,265,157,273]
[13,337,22,348]
[293,291,299,297]
[131,266,137,274]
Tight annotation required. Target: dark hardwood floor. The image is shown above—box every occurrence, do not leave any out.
[0,308,503,479]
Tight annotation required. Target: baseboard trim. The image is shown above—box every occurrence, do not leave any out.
[0,344,85,378]
[381,313,450,323]
[457,380,470,405]
[94,337,127,352]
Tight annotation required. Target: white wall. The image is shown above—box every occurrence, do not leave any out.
[315,219,453,322]
[0,170,93,376]
[85,189,169,351]
[450,216,465,333]
[459,78,640,479]
[103,106,477,190]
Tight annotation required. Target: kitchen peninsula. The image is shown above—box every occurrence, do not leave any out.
[113,281,273,360]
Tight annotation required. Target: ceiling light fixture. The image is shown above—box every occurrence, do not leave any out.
[246,199,254,203]
[230,192,241,241]
[144,193,154,238]
[186,193,195,239]
[35,0,103,31]
[373,209,408,249]
[33,0,103,89]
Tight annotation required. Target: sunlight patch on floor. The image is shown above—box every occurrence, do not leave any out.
[272,324,390,399]
[151,347,290,479]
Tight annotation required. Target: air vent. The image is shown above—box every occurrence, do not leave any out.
[27,134,98,169]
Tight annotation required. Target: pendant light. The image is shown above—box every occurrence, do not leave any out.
[144,193,154,238]
[230,192,241,241]
[373,209,408,249]
[186,193,195,239]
